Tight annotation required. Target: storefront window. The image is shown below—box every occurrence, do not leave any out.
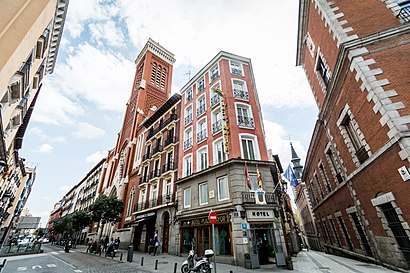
[182,228,195,253]
[217,176,229,201]
[215,225,231,255]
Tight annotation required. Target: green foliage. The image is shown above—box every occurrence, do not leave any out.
[89,195,124,224]
[244,253,250,260]
[267,244,275,257]
[53,215,73,235]
[33,228,46,238]
[71,211,92,232]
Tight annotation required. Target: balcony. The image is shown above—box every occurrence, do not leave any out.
[162,161,174,173]
[139,176,149,185]
[186,92,193,102]
[212,120,222,134]
[234,89,249,100]
[135,192,176,212]
[152,145,163,155]
[238,116,254,128]
[149,169,161,180]
[231,68,242,76]
[196,105,206,117]
[210,94,220,107]
[142,152,151,161]
[184,114,193,125]
[210,72,219,82]
[397,5,410,23]
[241,192,277,204]
[184,138,193,150]
[146,114,177,140]
[164,136,176,147]
[197,129,207,143]
[197,83,205,93]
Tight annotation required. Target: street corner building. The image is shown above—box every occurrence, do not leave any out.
[296,0,410,270]
[91,38,289,268]
[0,0,69,243]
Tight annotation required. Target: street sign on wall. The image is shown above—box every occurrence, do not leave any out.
[209,211,217,224]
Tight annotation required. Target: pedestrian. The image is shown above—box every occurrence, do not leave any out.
[148,238,154,255]
[115,237,120,250]
[153,236,159,256]
[86,238,93,253]
[104,236,109,252]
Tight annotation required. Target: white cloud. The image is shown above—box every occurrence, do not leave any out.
[86,150,108,164]
[52,43,135,112]
[89,20,126,48]
[264,120,307,169]
[34,144,54,154]
[29,127,67,143]
[72,122,106,139]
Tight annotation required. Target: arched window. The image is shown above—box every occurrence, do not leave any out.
[151,62,157,86]
[126,187,135,217]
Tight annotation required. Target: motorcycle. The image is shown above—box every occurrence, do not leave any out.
[181,249,214,273]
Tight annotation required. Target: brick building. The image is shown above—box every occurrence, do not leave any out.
[176,51,286,267]
[297,0,410,270]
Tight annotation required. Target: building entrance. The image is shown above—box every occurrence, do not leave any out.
[250,224,275,265]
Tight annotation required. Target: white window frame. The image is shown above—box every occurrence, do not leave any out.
[196,94,207,117]
[209,63,220,83]
[139,187,146,205]
[184,187,191,208]
[133,134,144,168]
[213,137,227,165]
[235,102,254,129]
[197,146,208,172]
[197,77,205,94]
[151,183,158,200]
[231,78,249,101]
[126,187,135,217]
[239,133,260,160]
[210,81,221,107]
[184,126,193,151]
[199,182,208,205]
[230,60,243,76]
[164,179,172,196]
[185,105,193,125]
[196,117,207,144]
[185,88,193,103]
[183,154,193,177]
[211,107,222,135]
[217,176,229,201]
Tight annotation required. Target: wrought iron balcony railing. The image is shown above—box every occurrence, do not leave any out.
[210,94,220,107]
[238,116,254,128]
[233,89,249,100]
[183,138,193,150]
[197,129,207,143]
[212,120,222,134]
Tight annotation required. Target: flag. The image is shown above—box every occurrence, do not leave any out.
[245,162,252,190]
[283,164,298,187]
[256,165,263,188]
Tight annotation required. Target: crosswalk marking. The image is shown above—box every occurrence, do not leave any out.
[47,264,56,267]
[74,270,82,272]
[32,265,42,269]
[17,267,27,271]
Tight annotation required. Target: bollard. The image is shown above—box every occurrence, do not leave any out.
[141,256,144,266]
[120,253,123,261]
[155,259,158,270]
[173,263,177,273]
[230,271,233,273]
[127,245,133,262]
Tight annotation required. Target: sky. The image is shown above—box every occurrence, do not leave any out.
[22,0,318,224]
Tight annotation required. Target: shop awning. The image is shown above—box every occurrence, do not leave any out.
[130,215,155,226]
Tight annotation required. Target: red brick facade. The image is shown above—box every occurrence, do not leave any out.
[297,0,410,270]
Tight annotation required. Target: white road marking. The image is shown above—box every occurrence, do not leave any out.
[49,254,76,269]
[47,264,57,267]
[74,270,83,272]
[17,267,27,271]
[32,265,42,269]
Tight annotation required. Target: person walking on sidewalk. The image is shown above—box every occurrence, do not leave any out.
[86,238,93,253]
[153,236,159,256]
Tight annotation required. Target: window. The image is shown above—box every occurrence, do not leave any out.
[183,154,192,177]
[134,134,144,167]
[248,174,259,191]
[184,188,191,208]
[236,104,254,128]
[210,83,221,107]
[217,176,229,201]
[197,118,207,143]
[151,183,158,200]
[319,163,332,193]
[337,215,354,251]
[230,60,243,76]
[199,183,208,205]
[212,108,222,134]
[214,138,227,164]
[397,0,410,22]
[185,88,193,103]
[197,77,205,93]
[165,179,172,196]
[210,65,219,82]
[233,80,249,100]
[340,113,369,164]
[315,51,331,88]
[314,174,324,199]
[196,95,206,117]
[184,127,193,150]
[325,147,344,184]
[350,212,373,257]
[240,135,259,160]
[140,188,146,205]
[197,147,208,171]
[151,62,157,86]
[185,106,193,125]
[126,187,135,217]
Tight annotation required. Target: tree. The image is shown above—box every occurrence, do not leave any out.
[71,211,92,246]
[33,228,46,238]
[89,195,124,239]
[53,215,73,237]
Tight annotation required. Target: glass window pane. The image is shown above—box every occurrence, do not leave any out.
[242,139,249,159]
[247,140,255,160]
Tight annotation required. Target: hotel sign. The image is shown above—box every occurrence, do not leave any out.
[246,209,275,221]
[181,213,229,227]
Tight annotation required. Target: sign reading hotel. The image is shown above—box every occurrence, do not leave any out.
[246,209,276,221]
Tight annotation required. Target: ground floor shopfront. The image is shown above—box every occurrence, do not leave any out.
[177,207,287,267]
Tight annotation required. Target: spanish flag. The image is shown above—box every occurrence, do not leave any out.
[256,166,263,188]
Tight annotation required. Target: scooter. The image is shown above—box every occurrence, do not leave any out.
[181,249,214,273]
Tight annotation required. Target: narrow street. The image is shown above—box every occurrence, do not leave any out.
[1,244,400,273]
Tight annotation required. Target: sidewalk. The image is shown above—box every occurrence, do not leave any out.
[71,245,399,273]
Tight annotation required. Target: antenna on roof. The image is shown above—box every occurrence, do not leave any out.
[183,70,191,81]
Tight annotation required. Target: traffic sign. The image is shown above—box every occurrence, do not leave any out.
[209,211,217,224]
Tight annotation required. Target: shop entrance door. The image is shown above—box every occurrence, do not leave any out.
[197,226,210,256]
[250,224,275,265]
[162,213,170,253]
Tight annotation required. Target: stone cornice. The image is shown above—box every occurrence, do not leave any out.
[134,38,175,66]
